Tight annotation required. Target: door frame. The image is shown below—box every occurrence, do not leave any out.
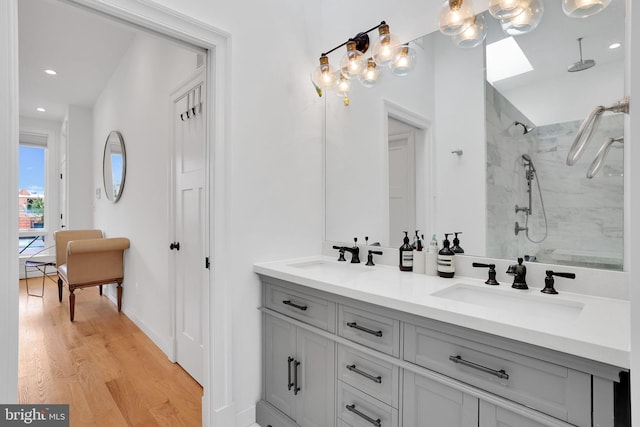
[0,1,233,425]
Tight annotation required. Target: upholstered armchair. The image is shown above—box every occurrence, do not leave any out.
[55,230,130,321]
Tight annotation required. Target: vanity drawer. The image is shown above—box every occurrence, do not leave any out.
[264,283,336,332]
[338,304,400,357]
[404,323,591,425]
[337,381,398,427]
[337,345,400,408]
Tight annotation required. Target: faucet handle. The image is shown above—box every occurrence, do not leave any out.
[366,250,383,266]
[332,245,347,262]
[472,262,499,286]
[541,270,576,294]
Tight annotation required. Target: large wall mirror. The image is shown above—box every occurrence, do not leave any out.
[103,130,127,203]
[325,0,625,270]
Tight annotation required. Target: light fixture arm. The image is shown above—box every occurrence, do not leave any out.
[321,21,387,57]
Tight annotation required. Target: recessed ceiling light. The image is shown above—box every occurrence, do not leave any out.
[609,42,621,50]
[36,107,46,112]
[44,69,57,75]
[486,37,534,84]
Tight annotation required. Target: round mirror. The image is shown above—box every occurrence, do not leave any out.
[102,131,127,202]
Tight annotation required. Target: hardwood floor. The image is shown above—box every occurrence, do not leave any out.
[18,276,203,426]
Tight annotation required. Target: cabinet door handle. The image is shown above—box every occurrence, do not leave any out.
[282,300,308,311]
[345,404,382,427]
[346,364,382,384]
[293,360,301,395]
[287,357,294,390]
[448,355,509,380]
[346,322,383,337]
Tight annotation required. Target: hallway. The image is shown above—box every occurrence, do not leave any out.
[18,277,202,426]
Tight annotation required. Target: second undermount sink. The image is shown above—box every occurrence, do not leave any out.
[432,283,584,324]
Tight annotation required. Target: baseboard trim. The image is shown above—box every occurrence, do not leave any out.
[236,404,256,427]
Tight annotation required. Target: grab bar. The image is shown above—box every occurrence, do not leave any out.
[566,96,629,167]
[587,137,623,179]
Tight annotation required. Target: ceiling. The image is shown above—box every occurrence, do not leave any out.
[18,0,136,122]
[485,0,625,93]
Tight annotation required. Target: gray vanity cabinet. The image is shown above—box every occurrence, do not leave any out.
[257,276,625,427]
[403,371,478,426]
[263,314,335,427]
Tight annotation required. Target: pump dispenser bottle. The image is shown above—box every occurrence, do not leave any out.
[413,232,425,274]
[437,233,456,278]
[452,232,464,254]
[399,231,413,271]
[425,234,439,276]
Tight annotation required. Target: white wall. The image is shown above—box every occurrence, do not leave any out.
[66,105,94,229]
[92,33,197,353]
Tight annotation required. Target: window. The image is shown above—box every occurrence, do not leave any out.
[19,133,48,255]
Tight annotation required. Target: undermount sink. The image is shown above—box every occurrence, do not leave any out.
[288,259,370,279]
[432,284,584,325]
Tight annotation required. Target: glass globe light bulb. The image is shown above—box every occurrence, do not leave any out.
[501,0,544,36]
[391,44,417,76]
[452,14,487,48]
[372,24,400,66]
[439,0,474,36]
[563,0,611,18]
[336,73,351,96]
[340,41,366,79]
[313,56,338,89]
[488,0,525,20]
[359,58,382,88]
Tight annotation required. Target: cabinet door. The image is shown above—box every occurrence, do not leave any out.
[296,328,335,427]
[264,315,297,420]
[479,401,557,427]
[403,371,478,427]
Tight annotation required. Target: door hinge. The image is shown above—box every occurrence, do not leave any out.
[205,257,210,269]
[60,173,63,179]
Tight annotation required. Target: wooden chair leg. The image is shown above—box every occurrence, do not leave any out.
[99,285,103,295]
[69,289,75,321]
[117,283,122,312]
[58,278,63,302]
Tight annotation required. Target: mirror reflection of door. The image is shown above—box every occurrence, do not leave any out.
[388,117,418,248]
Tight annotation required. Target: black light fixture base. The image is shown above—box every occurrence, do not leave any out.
[352,32,370,54]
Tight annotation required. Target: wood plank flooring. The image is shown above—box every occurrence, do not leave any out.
[18,276,203,427]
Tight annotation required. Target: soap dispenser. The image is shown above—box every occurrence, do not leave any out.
[399,231,413,271]
[425,234,439,276]
[451,232,464,254]
[437,233,455,278]
[413,232,425,274]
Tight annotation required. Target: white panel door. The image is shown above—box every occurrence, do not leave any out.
[388,132,415,248]
[173,74,206,384]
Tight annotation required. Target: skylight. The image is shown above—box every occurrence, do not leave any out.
[486,36,533,84]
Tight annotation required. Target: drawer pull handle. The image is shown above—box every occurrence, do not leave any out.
[346,404,382,427]
[448,355,509,380]
[287,357,294,390]
[346,364,382,384]
[282,300,308,311]
[293,359,301,395]
[346,322,383,337]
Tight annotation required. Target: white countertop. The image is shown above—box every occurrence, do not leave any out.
[254,255,630,369]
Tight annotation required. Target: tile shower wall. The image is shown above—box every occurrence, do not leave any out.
[486,83,624,269]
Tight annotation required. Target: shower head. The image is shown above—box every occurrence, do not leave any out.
[514,121,535,134]
[568,38,595,72]
[522,153,536,172]
[522,154,532,162]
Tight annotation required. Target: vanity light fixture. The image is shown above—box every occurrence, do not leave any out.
[563,0,611,18]
[488,0,525,20]
[452,14,487,48]
[439,0,474,36]
[501,0,544,36]
[312,21,416,102]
